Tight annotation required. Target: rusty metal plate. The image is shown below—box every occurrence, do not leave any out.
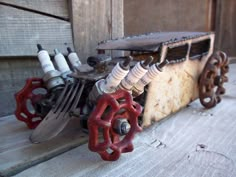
[97,32,210,52]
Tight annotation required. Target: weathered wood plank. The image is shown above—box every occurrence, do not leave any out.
[0,0,69,19]
[215,0,236,57]
[0,5,73,56]
[111,0,124,56]
[13,64,236,177]
[124,0,212,35]
[71,0,124,62]
[111,0,124,40]
[0,57,42,116]
[0,115,88,177]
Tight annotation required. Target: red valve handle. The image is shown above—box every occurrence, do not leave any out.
[15,78,47,129]
[199,51,229,108]
[88,89,142,161]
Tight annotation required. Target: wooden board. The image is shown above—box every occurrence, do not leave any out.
[12,64,236,177]
[0,115,88,177]
[0,0,69,19]
[0,57,42,116]
[215,0,236,57]
[0,4,73,56]
[71,0,124,62]
[142,34,215,127]
[124,0,213,35]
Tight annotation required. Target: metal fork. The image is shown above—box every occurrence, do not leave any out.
[30,80,85,143]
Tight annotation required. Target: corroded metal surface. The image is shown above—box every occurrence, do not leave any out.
[199,51,229,108]
[97,32,210,52]
[142,33,215,127]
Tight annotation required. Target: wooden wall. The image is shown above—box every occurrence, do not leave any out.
[0,0,73,56]
[0,57,43,116]
[0,0,73,116]
[215,0,236,56]
[124,0,213,35]
[71,0,124,61]
[124,0,236,57]
[0,0,124,116]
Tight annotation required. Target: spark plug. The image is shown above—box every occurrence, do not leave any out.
[67,47,82,69]
[100,56,132,93]
[54,49,74,83]
[119,56,153,91]
[54,49,71,74]
[36,44,64,90]
[133,59,169,97]
[37,44,55,73]
[88,57,132,103]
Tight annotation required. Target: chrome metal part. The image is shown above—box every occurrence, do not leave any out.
[30,80,85,143]
[43,70,65,90]
[113,119,131,136]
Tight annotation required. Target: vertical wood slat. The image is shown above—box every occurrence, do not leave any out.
[215,0,236,56]
[206,0,217,31]
[71,0,124,62]
[111,0,124,56]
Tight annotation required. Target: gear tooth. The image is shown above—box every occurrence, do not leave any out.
[122,143,134,153]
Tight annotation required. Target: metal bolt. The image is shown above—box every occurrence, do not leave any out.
[120,56,133,70]
[120,121,131,135]
[113,119,131,136]
[141,56,153,69]
[156,59,169,71]
[54,48,60,55]
[37,44,43,52]
[67,47,73,54]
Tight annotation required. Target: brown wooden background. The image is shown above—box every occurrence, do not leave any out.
[124,0,236,57]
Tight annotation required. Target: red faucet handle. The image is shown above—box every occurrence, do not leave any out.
[199,51,229,108]
[15,78,47,129]
[88,89,142,161]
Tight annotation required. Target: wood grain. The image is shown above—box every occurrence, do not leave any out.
[0,5,73,56]
[0,57,42,116]
[13,64,236,177]
[124,0,212,35]
[0,0,69,19]
[71,0,124,62]
[215,0,236,57]
[0,116,88,177]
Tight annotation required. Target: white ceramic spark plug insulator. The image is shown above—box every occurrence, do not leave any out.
[68,52,81,68]
[67,47,81,68]
[101,63,129,93]
[120,62,148,90]
[37,50,56,74]
[133,64,162,95]
[54,49,71,73]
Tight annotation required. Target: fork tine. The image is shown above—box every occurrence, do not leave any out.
[60,82,81,114]
[54,83,75,113]
[52,81,70,112]
[30,80,84,142]
[70,80,85,111]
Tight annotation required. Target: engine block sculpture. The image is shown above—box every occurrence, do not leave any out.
[14,32,229,161]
